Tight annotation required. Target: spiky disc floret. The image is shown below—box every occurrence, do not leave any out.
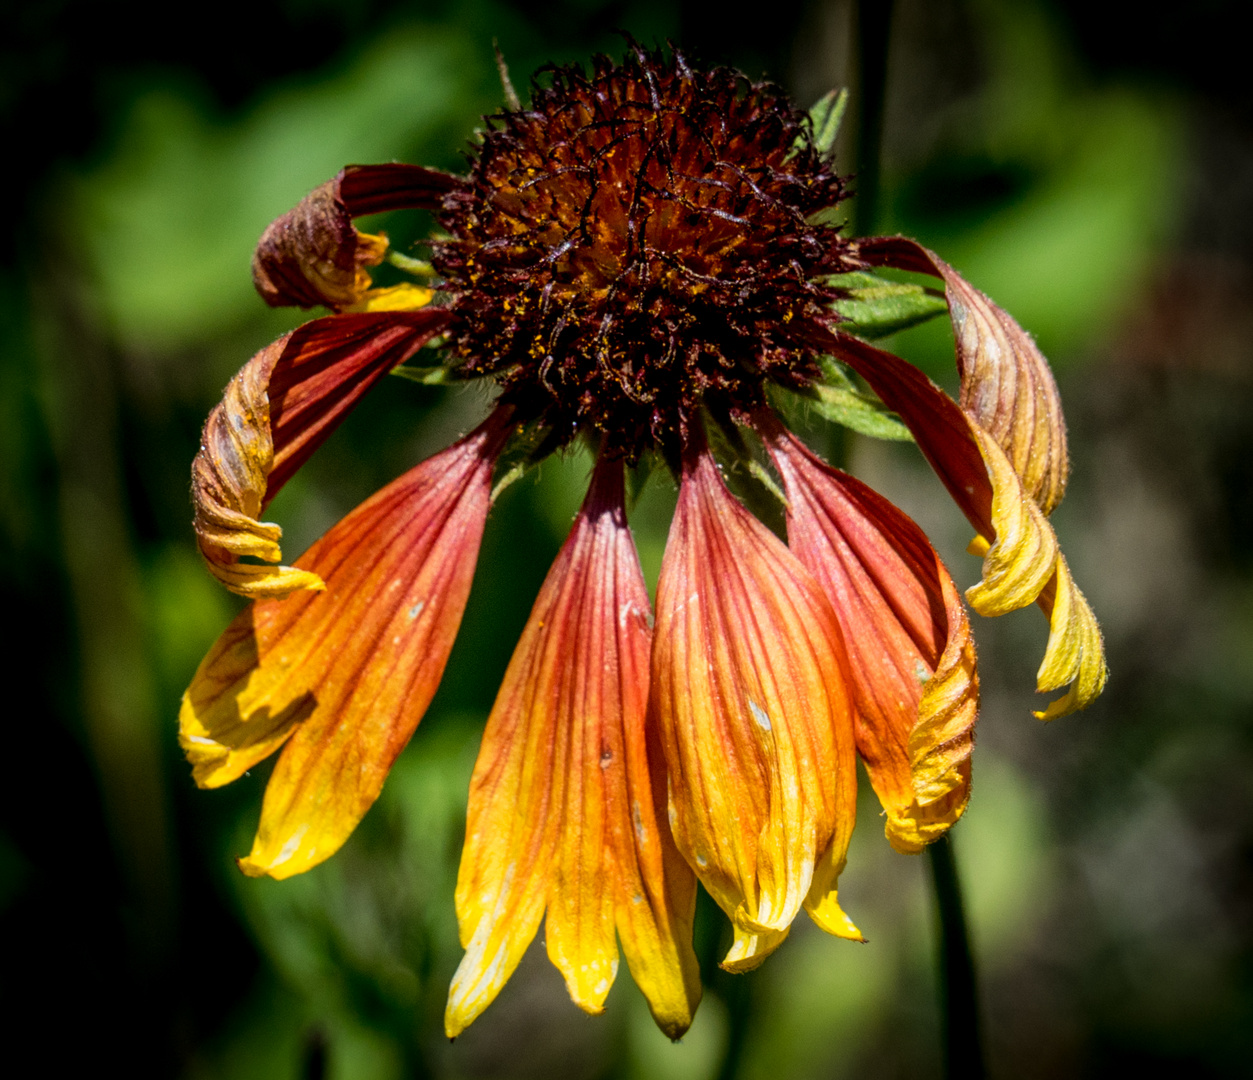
[434,42,856,459]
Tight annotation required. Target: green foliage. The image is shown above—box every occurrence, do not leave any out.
[828,271,949,339]
[806,358,914,442]
[806,87,849,161]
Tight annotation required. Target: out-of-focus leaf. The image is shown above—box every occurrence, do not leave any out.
[829,271,949,339]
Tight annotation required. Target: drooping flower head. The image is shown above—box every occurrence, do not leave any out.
[182,40,1106,1042]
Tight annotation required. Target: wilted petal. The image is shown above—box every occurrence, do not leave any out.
[253,163,460,309]
[855,236,1069,514]
[762,420,977,853]
[829,330,1107,718]
[447,458,700,1039]
[193,310,449,599]
[180,411,510,879]
[651,447,861,972]
[1034,555,1107,719]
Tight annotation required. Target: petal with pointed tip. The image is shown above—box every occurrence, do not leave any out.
[827,330,1106,718]
[763,421,978,852]
[651,448,860,970]
[447,459,700,1039]
[181,412,509,878]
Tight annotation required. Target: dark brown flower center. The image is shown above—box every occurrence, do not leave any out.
[435,44,854,459]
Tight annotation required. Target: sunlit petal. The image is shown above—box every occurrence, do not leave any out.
[829,330,1107,718]
[855,236,1069,513]
[447,457,700,1038]
[763,420,978,853]
[651,445,861,971]
[192,310,449,598]
[181,410,510,879]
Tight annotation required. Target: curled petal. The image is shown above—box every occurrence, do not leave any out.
[253,163,460,309]
[829,329,1107,718]
[448,458,700,1039]
[762,421,978,853]
[180,410,511,879]
[964,426,1059,615]
[651,447,861,972]
[1034,555,1107,719]
[337,162,461,215]
[970,534,1108,720]
[192,310,450,599]
[856,236,1069,513]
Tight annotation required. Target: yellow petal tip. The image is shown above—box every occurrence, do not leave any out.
[721,925,789,973]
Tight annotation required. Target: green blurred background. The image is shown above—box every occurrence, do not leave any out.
[3,0,1251,1076]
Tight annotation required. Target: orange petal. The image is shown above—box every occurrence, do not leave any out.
[180,410,510,879]
[651,445,861,973]
[828,329,1107,718]
[855,236,1068,513]
[447,457,700,1039]
[762,420,978,853]
[253,163,459,309]
[192,310,449,599]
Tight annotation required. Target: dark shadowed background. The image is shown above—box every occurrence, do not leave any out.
[3,1,1252,1076]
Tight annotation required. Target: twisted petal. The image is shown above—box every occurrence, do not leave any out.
[180,410,510,879]
[762,421,977,853]
[651,447,861,973]
[448,458,700,1039]
[192,310,450,599]
[253,163,460,309]
[855,236,1068,513]
[829,329,1106,718]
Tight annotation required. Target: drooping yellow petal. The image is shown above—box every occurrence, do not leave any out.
[1034,555,1106,720]
[763,420,978,853]
[447,458,700,1039]
[181,410,510,879]
[651,445,861,973]
[192,311,449,599]
[828,329,1107,719]
[963,425,1059,616]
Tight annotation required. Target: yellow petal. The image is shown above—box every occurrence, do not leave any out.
[182,412,509,879]
[447,457,700,1039]
[344,283,436,313]
[963,425,1059,616]
[763,422,978,854]
[651,446,860,969]
[1033,553,1108,719]
[830,330,1107,718]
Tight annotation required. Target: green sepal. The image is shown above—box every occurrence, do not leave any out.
[389,364,454,386]
[806,88,849,160]
[808,358,914,441]
[489,419,555,504]
[828,271,948,339]
[625,450,663,511]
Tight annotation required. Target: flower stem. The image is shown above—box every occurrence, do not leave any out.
[928,833,987,1079]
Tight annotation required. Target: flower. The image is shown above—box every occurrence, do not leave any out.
[181,42,1106,1040]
